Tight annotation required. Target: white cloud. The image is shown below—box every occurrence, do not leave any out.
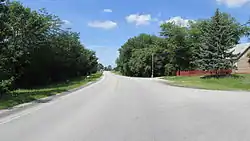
[88,20,117,29]
[62,20,71,25]
[125,14,152,26]
[216,0,250,7]
[103,9,112,13]
[161,16,193,27]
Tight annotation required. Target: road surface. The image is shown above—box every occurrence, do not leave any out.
[1,71,250,141]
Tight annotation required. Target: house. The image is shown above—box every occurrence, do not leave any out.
[176,43,250,76]
[232,43,250,74]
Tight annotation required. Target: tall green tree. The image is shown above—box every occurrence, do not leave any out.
[196,9,245,73]
[116,9,249,78]
[97,63,104,71]
[116,34,168,77]
[0,0,14,97]
[0,1,99,93]
[160,22,192,73]
[187,20,209,69]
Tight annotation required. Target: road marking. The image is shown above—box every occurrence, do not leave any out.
[0,103,49,125]
[0,74,106,125]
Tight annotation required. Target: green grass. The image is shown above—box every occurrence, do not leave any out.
[112,71,122,75]
[164,74,250,91]
[0,72,103,109]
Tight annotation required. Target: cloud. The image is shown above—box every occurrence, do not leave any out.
[88,21,117,29]
[161,16,193,27]
[103,9,112,13]
[216,0,250,7]
[125,14,153,26]
[62,20,71,25]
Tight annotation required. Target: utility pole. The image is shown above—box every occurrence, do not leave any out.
[151,53,154,78]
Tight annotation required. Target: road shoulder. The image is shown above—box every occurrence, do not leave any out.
[0,75,104,120]
[154,77,250,93]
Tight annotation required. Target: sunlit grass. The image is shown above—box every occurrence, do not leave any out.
[164,74,250,91]
[0,72,102,109]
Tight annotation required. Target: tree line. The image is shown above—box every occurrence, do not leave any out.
[116,9,250,77]
[0,1,99,96]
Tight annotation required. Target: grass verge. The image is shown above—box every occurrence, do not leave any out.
[0,72,102,109]
[164,74,250,91]
[112,71,122,75]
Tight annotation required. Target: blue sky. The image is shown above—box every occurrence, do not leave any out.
[19,0,250,66]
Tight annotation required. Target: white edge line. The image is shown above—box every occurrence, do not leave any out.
[0,74,106,125]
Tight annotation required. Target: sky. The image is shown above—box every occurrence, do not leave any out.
[19,0,250,66]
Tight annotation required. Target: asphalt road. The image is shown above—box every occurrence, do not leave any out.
[1,72,250,141]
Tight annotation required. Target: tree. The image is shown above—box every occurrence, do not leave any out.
[160,22,193,73]
[116,9,249,78]
[0,0,14,96]
[104,65,112,71]
[116,34,169,77]
[0,1,99,94]
[97,63,104,71]
[187,20,210,69]
[196,9,244,74]
[107,65,112,71]
[128,48,153,77]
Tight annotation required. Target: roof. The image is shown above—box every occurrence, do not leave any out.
[231,43,250,56]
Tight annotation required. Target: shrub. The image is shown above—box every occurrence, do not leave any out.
[0,78,14,98]
[164,64,175,76]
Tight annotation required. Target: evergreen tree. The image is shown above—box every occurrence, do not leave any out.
[197,9,241,74]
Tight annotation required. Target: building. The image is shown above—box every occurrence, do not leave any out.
[232,43,250,74]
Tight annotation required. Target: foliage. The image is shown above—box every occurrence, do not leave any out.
[0,78,14,98]
[116,34,169,77]
[128,48,153,77]
[187,20,209,68]
[164,63,175,76]
[116,9,249,78]
[160,22,192,71]
[107,65,113,71]
[0,1,98,97]
[196,9,245,73]
[103,65,113,71]
[97,63,104,71]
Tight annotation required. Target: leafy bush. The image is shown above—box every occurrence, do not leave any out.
[164,64,175,76]
[0,78,14,98]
